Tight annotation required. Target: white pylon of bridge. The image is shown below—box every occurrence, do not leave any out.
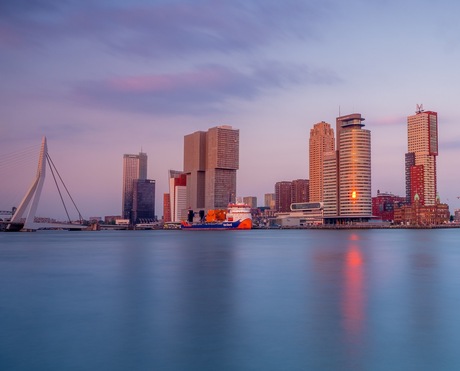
[9,137,48,230]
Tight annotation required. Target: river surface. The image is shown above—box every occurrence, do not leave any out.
[1,229,460,371]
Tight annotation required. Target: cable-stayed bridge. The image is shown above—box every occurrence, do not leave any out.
[1,137,86,231]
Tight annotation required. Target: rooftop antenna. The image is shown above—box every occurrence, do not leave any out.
[416,103,424,114]
[339,105,341,116]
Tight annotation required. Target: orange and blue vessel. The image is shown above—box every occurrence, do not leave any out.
[180,203,252,230]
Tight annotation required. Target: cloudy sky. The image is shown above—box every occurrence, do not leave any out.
[1,0,460,219]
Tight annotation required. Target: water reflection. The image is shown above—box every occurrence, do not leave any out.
[342,233,365,367]
[2,229,460,370]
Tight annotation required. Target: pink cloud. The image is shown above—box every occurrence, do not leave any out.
[71,62,340,115]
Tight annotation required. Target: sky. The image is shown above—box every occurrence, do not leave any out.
[1,0,460,220]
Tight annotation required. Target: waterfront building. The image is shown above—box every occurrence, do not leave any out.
[323,113,372,224]
[274,202,324,227]
[132,179,155,223]
[264,193,276,209]
[243,196,258,209]
[122,152,147,221]
[405,106,438,205]
[394,194,449,225]
[104,215,122,224]
[291,179,310,204]
[372,190,405,221]
[309,121,335,202]
[184,125,239,211]
[275,181,292,212]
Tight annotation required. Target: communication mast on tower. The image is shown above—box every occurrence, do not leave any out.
[416,103,424,113]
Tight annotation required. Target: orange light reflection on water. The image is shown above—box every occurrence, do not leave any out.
[342,239,365,345]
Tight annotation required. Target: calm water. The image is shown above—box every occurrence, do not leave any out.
[1,229,460,371]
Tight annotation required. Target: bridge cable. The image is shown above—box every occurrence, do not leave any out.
[46,153,83,223]
[46,154,72,223]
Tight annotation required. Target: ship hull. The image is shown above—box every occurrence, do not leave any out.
[180,218,252,230]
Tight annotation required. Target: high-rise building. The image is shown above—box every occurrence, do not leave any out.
[132,179,155,223]
[405,106,438,205]
[264,193,276,209]
[309,121,335,202]
[291,179,310,203]
[184,131,206,210]
[205,126,239,209]
[184,125,239,211]
[122,152,147,220]
[275,181,292,212]
[323,113,372,223]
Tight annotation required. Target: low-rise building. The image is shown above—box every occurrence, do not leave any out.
[372,190,405,221]
[394,194,450,226]
[274,202,323,227]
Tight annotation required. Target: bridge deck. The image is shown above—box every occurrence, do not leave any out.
[0,221,87,231]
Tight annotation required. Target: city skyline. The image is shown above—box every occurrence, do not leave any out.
[1,0,460,218]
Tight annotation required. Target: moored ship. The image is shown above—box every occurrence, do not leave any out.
[180,203,252,230]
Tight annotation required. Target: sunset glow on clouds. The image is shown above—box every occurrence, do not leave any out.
[1,0,460,218]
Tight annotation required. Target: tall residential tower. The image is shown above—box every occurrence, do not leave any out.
[405,106,438,205]
[323,113,372,223]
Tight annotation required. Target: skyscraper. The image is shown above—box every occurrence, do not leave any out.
[406,106,438,205]
[184,125,239,211]
[323,113,372,223]
[184,131,206,210]
[122,152,147,220]
[205,126,239,209]
[309,121,335,202]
